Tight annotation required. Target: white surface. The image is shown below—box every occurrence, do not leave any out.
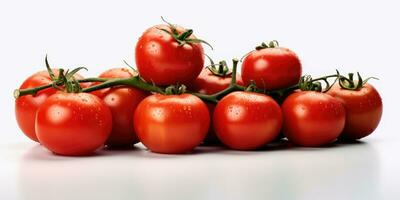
[1,0,400,200]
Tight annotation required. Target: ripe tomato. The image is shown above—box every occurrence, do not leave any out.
[36,92,112,156]
[241,42,302,90]
[134,94,210,154]
[94,68,148,147]
[327,83,382,140]
[188,67,244,144]
[213,91,282,150]
[135,24,204,85]
[282,91,346,147]
[15,69,86,142]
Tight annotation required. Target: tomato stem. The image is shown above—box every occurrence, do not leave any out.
[15,57,369,104]
[82,76,165,94]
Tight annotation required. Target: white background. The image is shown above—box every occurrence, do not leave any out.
[1,0,399,199]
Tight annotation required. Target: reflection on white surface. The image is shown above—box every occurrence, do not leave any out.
[16,141,381,200]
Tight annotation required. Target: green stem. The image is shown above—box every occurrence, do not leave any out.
[14,84,53,98]
[14,61,341,104]
[82,76,164,94]
[14,77,110,98]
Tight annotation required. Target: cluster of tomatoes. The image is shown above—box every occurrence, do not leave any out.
[14,18,383,156]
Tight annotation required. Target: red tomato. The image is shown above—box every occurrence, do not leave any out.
[15,69,86,142]
[36,92,112,156]
[94,68,148,147]
[188,68,244,144]
[135,24,204,85]
[282,91,346,147]
[241,45,301,90]
[213,91,282,150]
[134,94,210,154]
[327,83,382,140]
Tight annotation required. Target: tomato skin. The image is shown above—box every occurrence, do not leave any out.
[135,24,204,85]
[15,70,86,142]
[36,92,112,156]
[282,91,346,147]
[327,83,382,140]
[93,68,148,147]
[134,94,210,154]
[213,91,282,150]
[241,47,302,90]
[187,68,244,144]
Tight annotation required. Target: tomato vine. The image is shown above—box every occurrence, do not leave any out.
[13,57,374,104]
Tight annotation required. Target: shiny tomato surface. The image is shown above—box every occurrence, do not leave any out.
[241,47,301,90]
[15,69,86,142]
[134,94,210,154]
[187,68,244,144]
[327,83,382,140]
[282,91,346,147]
[135,24,204,85]
[36,92,112,156]
[213,91,282,150]
[93,68,148,147]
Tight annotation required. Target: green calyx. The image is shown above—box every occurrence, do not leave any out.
[158,16,213,50]
[298,74,338,93]
[337,70,378,91]
[165,84,187,95]
[205,54,232,77]
[255,40,279,50]
[244,81,259,92]
[240,40,280,62]
[45,55,87,93]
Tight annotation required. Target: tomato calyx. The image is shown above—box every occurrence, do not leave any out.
[157,17,213,50]
[44,55,88,93]
[240,40,279,62]
[255,40,279,50]
[298,73,339,92]
[165,84,187,95]
[205,55,232,77]
[244,81,259,92]
[337,71,378,91]
[13,56,91,98]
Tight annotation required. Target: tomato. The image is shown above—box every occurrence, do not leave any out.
[15,69,86,142]
[327,83,382,140]
[135,24,204,85]
[94,68,148,147]
[213,91,282,150]
[134,94,210,154]
[282,91,346,147]
[241,42,302,90]
[187,67,244,144]
[36,92,112,156]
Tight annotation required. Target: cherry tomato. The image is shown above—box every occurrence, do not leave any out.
[282,91,346,147]
[327,83,382,140]
[135,24,204,85]
[15,69,86,142]
[94,68,148,147]
[241,43,301,90]
[134,94,210,154]
[213,91,282,150]
[187,67,244,144]
[36,92,112,156]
